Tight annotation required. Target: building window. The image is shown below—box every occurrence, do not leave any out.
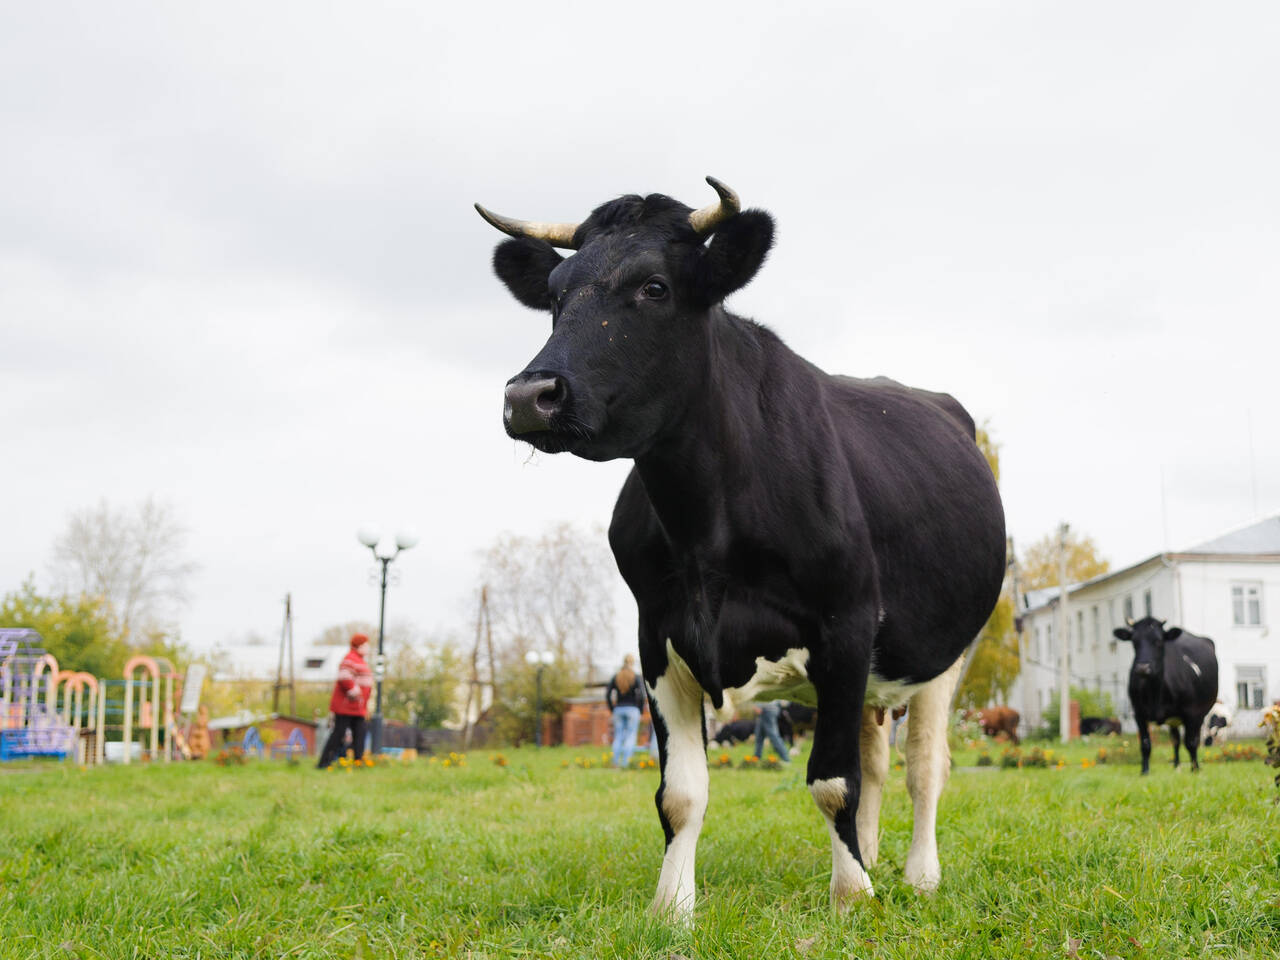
[1143,589,1152,617]
[1077,610,1085,652]
[1123,595,1134,622]
[1047,623,1054,661]
[1091,606,1100,649]
[1231,583,1263,626]
[1235,666,1266,710]
[1033,626,1041,662]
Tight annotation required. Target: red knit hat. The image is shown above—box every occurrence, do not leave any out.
[350,633,370,648]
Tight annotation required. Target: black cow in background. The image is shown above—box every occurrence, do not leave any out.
[710,719,756,746]
[1080,716,1122,736]
[1113,617,1217,774]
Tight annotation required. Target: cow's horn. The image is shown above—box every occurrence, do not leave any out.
[1125,617,1134,626]
[473,203,581,250]
[689,176,740,235]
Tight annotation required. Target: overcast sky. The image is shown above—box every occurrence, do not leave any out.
[2,3,1277,662]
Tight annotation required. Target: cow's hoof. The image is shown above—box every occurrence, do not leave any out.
[830,857,874,912]
[904,862,941,894]
[650,897,694,927]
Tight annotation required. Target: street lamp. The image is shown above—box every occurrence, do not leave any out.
[525,649,554,747]
[357,526,418,754]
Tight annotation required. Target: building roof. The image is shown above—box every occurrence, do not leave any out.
[1019,514,1280,614]
[206,642,351,683]
[1180,515,1280,556]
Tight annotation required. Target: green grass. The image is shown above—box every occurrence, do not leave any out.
[1,744,1277,959]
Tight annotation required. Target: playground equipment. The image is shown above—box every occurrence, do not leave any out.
[54,670,103,765]
[2,626,313,766]
[120,655,182,764]
[0,629,77,761]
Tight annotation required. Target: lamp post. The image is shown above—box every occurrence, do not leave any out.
[525,649,554,747]
[357,526,418,755]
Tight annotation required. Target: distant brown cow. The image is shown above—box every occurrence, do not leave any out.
[968,705,1020,745]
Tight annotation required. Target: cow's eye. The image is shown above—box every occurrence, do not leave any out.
[640,279,668,300]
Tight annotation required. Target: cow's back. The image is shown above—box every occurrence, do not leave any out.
[1159,631,1218,719]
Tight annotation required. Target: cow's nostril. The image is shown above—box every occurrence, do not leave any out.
[536,379,566,412]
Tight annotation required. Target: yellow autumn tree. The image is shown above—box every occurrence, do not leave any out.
[955,423,1020,709]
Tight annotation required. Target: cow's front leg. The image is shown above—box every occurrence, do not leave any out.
[808,648,874,910]
[902,656,963,893]
[1169,725,1182,769]
[1137,720,1152,774]
[855,706,890,868]
[649,642,709,922]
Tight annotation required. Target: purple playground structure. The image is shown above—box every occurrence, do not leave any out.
[0,628,77,761]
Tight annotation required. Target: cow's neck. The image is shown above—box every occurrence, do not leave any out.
[633,307,832,550]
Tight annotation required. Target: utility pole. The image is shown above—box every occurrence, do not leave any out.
[1056,523,1071,744]
[462,586,490,749]
[274,593,295,715]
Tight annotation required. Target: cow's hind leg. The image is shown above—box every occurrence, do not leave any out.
[903,657,963,893]
[649,643,709,922]
[855,706,890,868]
[1169,726,1181,769]
[808,646,874,910]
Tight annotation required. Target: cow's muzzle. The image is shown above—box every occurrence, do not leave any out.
[504,375,566,435]
[1133,662,1156,677]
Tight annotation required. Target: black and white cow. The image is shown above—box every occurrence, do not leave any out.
[1203,700,1234,747]
[1113,617,1218,774]
[478,178,1006,916]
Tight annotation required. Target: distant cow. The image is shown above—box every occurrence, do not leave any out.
[967,705,1020,745]
[780,702,817,740]
[1080,717,1122,736]
[1113,618,1218,774]
[1203,701,1234,746]
[711,718,756,746]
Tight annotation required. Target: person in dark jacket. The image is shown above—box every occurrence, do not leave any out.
[317,633,374,769]
[606,653,645,768]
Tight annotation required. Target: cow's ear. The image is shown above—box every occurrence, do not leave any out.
[695,209,775,303]
[493,238,564,311]
[1113,628,1133,642]
[1163,627,1183,642]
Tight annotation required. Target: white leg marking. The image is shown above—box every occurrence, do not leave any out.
[650,642,709,922]
[856,707,890,868]
[821,813,874,910]
[902,657,963,893]
[810,775,873,907]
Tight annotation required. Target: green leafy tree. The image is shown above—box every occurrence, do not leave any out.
[1019,530,1110,589]
[383,642,465,728]
[0,577,128,676]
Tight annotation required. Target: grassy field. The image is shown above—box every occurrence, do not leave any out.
[1,742,1278,959]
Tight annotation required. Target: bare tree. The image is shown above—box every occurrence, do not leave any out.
[49,496,198,639]
[314,621,378,646]
[479,522,617,685]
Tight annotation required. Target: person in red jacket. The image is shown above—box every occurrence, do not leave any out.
[317,633,374,768]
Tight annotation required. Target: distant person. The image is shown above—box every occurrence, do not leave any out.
[753,701,791,764]
[317,633,373,769]
[607,654,645,768]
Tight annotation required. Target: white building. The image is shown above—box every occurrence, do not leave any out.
[1009,515,1280,735]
